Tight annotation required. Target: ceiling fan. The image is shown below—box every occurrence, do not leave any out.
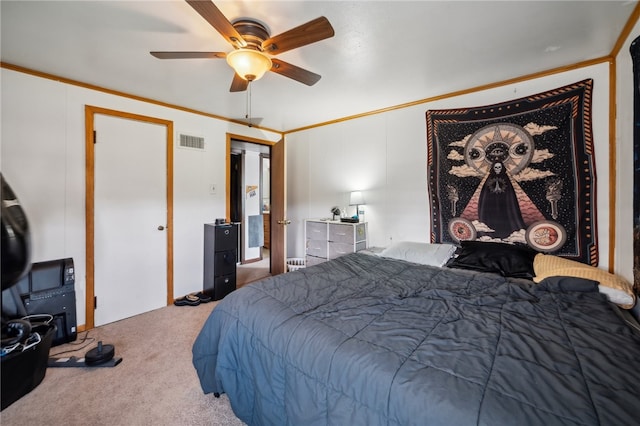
[150,0,335,92]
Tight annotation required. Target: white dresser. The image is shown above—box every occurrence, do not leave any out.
[305,219,368,266]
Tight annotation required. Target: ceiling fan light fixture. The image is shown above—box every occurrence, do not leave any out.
[226,49,273,82]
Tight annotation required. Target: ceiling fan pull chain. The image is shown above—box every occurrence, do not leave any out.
[246,81,253,125]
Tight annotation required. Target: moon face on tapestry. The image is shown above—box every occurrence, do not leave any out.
[446,122,566,251]
[426,79,597,265]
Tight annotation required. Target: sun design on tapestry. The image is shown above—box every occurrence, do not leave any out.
[427,79,597,265]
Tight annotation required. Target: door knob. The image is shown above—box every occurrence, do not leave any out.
[157,225,165,231]
[277,220,291,225]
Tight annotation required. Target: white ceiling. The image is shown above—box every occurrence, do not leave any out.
[1,1,637,132]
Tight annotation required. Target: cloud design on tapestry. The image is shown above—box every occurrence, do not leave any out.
[531,149,555,163]
[504,229,527,244]
[449,164,483,178]
[449,135,470,148]
[524,123,557,136]
[513,167,556,182]
[472,220,494,232]
[475,229,526,244]
[447,150,465,161]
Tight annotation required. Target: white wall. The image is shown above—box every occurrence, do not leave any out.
[0,68,281,326]
[285,63,618,274]
[615,22,640,285]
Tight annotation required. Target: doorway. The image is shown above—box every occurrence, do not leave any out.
[230,139,272,287]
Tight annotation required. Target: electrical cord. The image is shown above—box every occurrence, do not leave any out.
[21,313,53,324]
[49,331,96,357]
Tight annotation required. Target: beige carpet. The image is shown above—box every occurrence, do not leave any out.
[236,248,271,287]
[1,302,246,426]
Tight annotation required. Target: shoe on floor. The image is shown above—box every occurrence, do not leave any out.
[192,292,212,303]
[174,294,201,306]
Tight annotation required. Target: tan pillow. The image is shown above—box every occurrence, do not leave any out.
[533,254,635,309]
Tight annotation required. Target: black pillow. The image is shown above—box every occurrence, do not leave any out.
[446,240,537,279]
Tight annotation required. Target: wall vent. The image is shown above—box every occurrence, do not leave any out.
[178,133,205,150]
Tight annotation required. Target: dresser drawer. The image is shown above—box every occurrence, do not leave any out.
[214,225,238,252]
[214,250,237,276]
[328,223,354,244]
[328,242,354,259]
[306,239,327,258]
[306,221,327,240]
[213,274,236,300]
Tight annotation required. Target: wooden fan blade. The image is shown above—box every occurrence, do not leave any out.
[262,17,334,55]
[186,0,246,48]
[230,73,249,92]
[150,51,226,59]
[270,59,321,86]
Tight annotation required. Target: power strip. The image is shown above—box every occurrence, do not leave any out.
[48,356,122,368]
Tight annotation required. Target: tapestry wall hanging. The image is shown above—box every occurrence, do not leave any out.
[426,79,597,265]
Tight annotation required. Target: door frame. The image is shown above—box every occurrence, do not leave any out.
[85,105,174,330]
[226,133,285,274]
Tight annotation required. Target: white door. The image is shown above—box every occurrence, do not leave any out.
[93,114,167,326]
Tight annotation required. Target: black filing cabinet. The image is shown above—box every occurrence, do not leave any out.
[203,223,238,300]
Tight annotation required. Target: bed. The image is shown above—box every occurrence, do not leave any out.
[192,241,640,425]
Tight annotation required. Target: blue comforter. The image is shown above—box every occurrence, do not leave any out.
[193,252,640,425]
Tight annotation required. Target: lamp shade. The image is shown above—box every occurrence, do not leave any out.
[349,191,365,206]
[226,49,273,81]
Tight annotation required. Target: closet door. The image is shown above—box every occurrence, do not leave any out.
[93,113,168,326]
